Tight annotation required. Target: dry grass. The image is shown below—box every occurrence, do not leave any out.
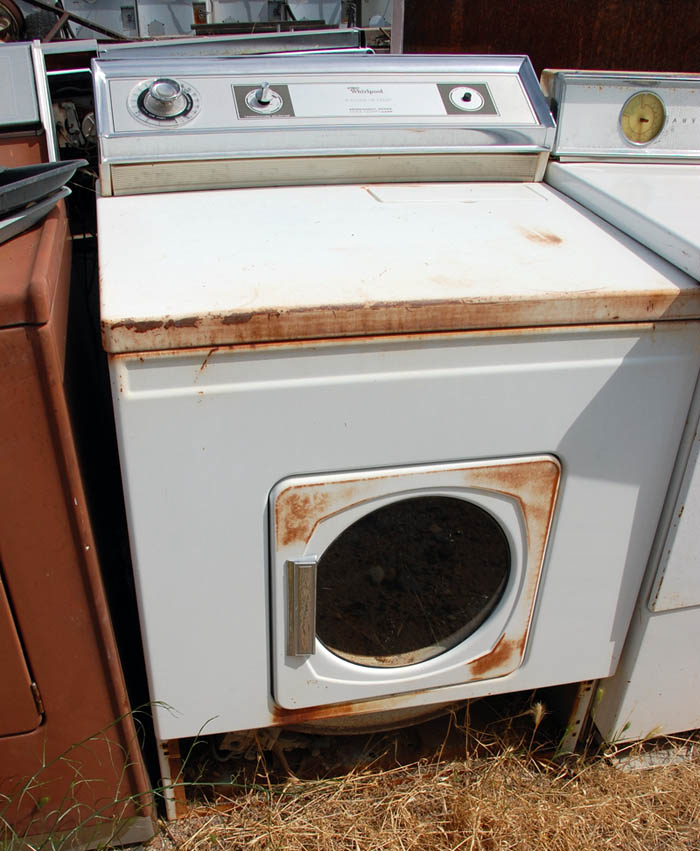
[151,705,700,851]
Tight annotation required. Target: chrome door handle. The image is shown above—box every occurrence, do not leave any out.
[286,557,317,657]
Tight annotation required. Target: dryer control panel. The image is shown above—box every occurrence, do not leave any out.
[93,54,555,195]
[542,70,700,162]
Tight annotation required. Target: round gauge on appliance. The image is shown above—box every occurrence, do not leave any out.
[619,91,666,144]
[448,86,485,112]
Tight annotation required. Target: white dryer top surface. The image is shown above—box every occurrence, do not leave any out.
[98,181,700,353]
[546,162,700,282]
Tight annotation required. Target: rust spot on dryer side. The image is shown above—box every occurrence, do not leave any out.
[276,489,331,548]
[519,227,563,245]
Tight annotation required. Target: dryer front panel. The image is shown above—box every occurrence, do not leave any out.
[109,322,700,739]
[270,456,560,709]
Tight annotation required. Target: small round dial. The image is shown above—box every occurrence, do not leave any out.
[448,86,485,112]
[128,78,201,127]
[245,82,284,115]
[140,78,191,119]
[620,91,666,144]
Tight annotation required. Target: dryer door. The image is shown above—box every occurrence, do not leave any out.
[270,455,560,709]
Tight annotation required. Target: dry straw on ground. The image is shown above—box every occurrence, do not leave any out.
[152,705,700,851]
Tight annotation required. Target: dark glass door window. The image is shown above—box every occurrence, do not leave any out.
[316,496,510,667]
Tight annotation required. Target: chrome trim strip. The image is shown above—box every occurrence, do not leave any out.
[31,40,57,162]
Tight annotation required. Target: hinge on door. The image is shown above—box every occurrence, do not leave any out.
[30,682,45,717]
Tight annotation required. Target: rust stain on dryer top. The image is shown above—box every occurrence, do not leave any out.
[101,289,700,354]
[98,179,700,355]
[519,227,564,245]
[163,316,200,329]
[108,318,164,334]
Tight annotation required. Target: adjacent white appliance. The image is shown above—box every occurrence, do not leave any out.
[543,70,700,742]
[93,54,700,811]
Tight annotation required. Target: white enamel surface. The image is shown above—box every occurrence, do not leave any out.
[550,153,700,742]
[110,324,700,740]
[98,182,699,352]
[595,386,700,741]
[594,606,700,741]
[546,162,700,280]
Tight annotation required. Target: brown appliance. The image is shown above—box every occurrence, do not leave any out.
[0,44,153,850]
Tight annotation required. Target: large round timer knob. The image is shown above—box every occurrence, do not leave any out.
[141,78,190,119]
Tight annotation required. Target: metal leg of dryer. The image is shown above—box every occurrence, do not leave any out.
[544,680,599,756]
[557,680,599,755]
[158,739,188,821]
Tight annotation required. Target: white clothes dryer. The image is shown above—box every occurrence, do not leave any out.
[543,70,700,742]
[93,55,700,811]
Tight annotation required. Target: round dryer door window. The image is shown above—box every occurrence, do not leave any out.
[270,455,560,710]
[315,496,510,667]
